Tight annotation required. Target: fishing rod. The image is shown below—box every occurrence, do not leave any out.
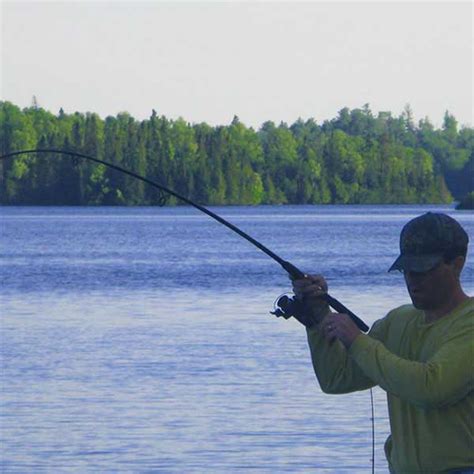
[1,148,376,472]
[0,148,369,332]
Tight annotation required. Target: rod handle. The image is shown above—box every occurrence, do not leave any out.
[323,294,370,332]
[282,261,370,333]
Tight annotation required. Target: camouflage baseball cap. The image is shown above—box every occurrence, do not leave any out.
[388,212,469,273]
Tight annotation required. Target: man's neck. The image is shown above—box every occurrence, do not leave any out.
[425,289,470,323]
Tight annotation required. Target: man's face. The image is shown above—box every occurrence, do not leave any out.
[403,259,461,311]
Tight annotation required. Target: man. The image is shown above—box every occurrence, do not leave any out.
[293,212,473,473]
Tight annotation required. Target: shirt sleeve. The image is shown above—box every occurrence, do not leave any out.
[306,316,388,394]
[348,321,474,408]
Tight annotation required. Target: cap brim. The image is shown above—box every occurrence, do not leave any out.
[388,254,443,273]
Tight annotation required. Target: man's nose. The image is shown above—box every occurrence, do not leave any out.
[404,270,427,281]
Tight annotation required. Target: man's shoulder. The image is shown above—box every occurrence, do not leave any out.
[386,303,420,321]
[459,297,474,316]
[383,304,422,332]
[370,304,420,337]
[449,297,474,328]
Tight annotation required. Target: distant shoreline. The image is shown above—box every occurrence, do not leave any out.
[3,101,470,207]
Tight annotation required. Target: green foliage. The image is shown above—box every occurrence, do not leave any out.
[456,191,474,210]
[0,101,470,205]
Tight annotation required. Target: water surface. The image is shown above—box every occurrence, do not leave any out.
[1,205,473,472]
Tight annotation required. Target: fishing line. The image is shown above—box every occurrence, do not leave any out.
[370,386,376,474]
[0,148,375,471]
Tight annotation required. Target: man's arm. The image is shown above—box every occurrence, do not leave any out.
[348,323,473,408]
[293,274,387,394]
[306,316,387,394]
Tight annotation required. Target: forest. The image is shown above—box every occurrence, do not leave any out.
[0,101,472,206]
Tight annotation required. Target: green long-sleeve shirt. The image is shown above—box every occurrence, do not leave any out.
[306,297,474,473]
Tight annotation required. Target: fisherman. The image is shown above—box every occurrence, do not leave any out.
[292,212,473,474]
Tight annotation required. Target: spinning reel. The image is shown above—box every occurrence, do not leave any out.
[271,293,315,328]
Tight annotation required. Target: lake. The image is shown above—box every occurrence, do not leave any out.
[1,205,473,473]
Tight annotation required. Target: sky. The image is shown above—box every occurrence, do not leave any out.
[1,1,472,129]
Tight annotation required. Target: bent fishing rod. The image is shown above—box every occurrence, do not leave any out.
[0,148,369,332]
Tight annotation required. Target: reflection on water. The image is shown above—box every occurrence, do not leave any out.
[1,205,472,472]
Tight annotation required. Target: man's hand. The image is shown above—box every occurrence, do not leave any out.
[292,274,330,325]
[321,313,362,348]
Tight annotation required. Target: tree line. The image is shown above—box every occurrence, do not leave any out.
[0,101,472,206]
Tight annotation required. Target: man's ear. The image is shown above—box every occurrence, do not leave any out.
[452,255,465,279]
